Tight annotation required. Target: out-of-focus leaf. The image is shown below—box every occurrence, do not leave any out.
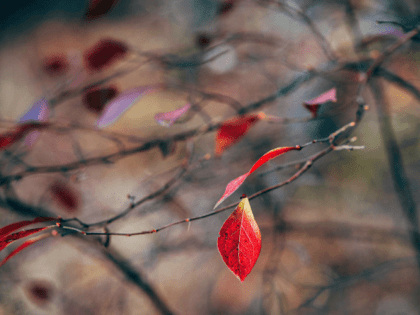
[0,122,49,150]
[158,140,177,158]
[84,0,121,21]
[83,86,118,113]
[84,39,128,72]
[42,55,69,77]
[154,103,191,127]
[214,146,300,208]
[215,114,261,156]
[49,181,80,213]
[20,98,49,122]
[97,86,157,128]
[217,197,261,282]
[303,88,336,118]
[0,233,50,267]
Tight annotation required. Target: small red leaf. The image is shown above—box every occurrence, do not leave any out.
[0,217,56,240]
[0,233,50,267]
[214,146,300,208]
[0,122,49,150]
[50,182,79,213]
[303,88,337,118]
[217,197,261,282]
[84,0,121,21]
[26,280,54,306]
[154,103,191,127]
[84,39,128,72]
[83,86,118,113]
[215,114,261,156]
[43,55,69,77]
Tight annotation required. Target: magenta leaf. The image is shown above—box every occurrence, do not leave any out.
[305,88,336,105]
[20,98,49,122]
[97,86,157,128]
[154,103,191,127]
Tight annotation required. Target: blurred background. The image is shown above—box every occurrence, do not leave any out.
[0,0,420,314]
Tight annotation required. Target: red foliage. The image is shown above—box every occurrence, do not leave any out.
[215,114,261,156]
[214,146,300,208]
[49,181,80,213]
[26,281,53,305]
[84,39,128,72]
[0,227,49,251]
[84,0,121,21]
[43,55,69,76]
[0,122,49,150]
[217,197,261,281]
[83,86,118,113]
[303,88,337,118]
[0,217,57,240]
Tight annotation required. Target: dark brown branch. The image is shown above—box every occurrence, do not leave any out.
[370,77,420,269]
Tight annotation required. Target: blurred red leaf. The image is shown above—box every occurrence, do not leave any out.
[84,0,121,21]
[0,233,50,267]
[43,55,69,76]
[50,182,79,213]
[26,280,54,306]
[217,0,238,15]
[0,227,50,251]
[0,217,56,240]
[0,122,49,150]
[214,146,300,208]
[84,39,128,72]
[215,114,261,156]
[83,86,118,113]
[303,88,337,118]
[217,197,261,282]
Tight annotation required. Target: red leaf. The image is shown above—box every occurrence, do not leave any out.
[84,39,128,72]
[215,114,261,156]
[0,233,50,267]
[50,182,79,213]
[0,227,50,251]
[196,34,212,49]
[84,0,121,21]
[0,217,56,240]
[217,197,261,282]
[217,0,238,16]
[26,280,54,305]
[83,86,118,113]
[0,122,49,150]
[43,55,69,77]
[214,146,300,208]
[303,88,337,118]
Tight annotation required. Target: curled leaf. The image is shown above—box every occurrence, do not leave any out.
[84,39,128,72]
[0,227,50,251]
[83,86,118,113]
[217,197,261,282]
[214,146,300,208]
[303,88,337,118]
[0,233,50,267]
[84,0,121,21]
[154,103,191,127]
[97,86,157,128]
[215,114,261,155]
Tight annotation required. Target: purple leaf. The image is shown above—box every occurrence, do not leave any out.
[154,103,191,127]
[96,86,157,128]
[20,98,49,122]
[305,88,337,105]
[19,98,49,147]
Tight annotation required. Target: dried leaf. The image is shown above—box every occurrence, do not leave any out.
[83,86,118,113]
[303,88,337,118]
[154,103,191,127]
[97,86,157,128]
[217,197,261,282]
[215,114,261,156]
[84,39,128,72]
[84,0,121,21]
[214,146,300,208]
[0,233,50,267]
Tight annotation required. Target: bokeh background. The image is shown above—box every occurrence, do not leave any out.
[1,0,420,314]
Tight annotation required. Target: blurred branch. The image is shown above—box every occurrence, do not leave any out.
[370,77,420,269]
